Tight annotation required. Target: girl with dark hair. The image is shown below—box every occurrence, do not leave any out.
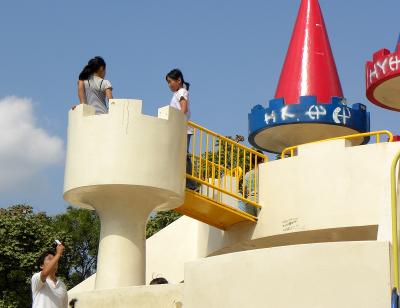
[77,56,113,114]
[166,68,193,139]
[166,69,197,190]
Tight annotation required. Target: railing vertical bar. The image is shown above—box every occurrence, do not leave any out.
[230,144,234,194]
[236,147,240,193]
[211,136,216,193]
[242,149,246,198]
[199,131,203,180]
[254,155,258,205]
[218,138,222,192]
[224,141,228,191]
[191,128,196,177]
[249,153,253,203]
[391,151,400,290]
[205,134,209,181]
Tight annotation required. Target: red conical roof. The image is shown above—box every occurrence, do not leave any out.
[275,0,343,104]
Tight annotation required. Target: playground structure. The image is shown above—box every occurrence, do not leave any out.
[248,0,369,153]
[64,100,187,289]
[366,37,400,111]
[64,0,400,307]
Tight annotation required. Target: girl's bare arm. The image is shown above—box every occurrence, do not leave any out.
[179,98,188,114]
[78,80,86,104]
[105,88,113,100]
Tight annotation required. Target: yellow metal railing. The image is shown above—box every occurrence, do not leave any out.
[281,130,394,158]
[391,150,400,291]
[187,121,267,211]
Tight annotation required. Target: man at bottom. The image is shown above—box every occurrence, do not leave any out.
[31,243,68,308]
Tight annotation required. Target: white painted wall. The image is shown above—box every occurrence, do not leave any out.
[70,284,183,308]
[184,241,392,308]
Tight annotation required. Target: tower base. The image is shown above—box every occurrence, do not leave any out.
[249,96,370,153]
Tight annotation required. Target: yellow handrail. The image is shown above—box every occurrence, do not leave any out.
[187,121,267,212]
[391,150,400,290]
[281,130,394,158]
[189,121,266,157]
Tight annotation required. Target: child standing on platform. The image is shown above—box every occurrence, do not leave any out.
[77,56,113,114]
[166,69,196,190]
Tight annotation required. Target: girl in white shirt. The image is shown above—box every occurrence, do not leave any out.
[77,56,113,114]
[166,69,197,190]
[166,68,193,149]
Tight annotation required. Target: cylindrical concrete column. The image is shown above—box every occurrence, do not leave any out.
[95,200,151,289]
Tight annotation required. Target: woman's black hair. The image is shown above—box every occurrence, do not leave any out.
[79,56,106,81]
[36,250,55,271]
[150,277,169,285]
[166,69,190,90]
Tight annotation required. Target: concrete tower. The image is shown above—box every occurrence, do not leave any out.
[63,99,187,290]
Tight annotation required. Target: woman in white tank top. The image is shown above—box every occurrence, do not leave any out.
[77,56,113,114]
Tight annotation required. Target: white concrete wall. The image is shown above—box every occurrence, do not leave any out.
[184,241,392,308]
[209,140,400,255]
[70,284,183,308]
[146,216,207,284]
[71,241,393,308]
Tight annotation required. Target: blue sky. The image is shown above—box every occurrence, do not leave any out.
[0,0,399,215]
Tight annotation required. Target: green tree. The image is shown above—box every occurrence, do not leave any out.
[146,211,181,238]
[0,205,101,307]
[0,205,57,308]
[52,206,100,289]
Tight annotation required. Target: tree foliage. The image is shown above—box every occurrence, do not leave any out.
[52,206,100,289]
[0,205,100,307]
[0,203,184,307]
[0,205,56,308]
[146,211,181,238]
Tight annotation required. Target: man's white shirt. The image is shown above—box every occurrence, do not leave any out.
[31,272,68,308]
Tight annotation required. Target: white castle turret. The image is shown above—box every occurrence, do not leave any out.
[63,99,186,290]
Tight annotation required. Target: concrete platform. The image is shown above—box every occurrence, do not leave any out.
[184,241,392,308]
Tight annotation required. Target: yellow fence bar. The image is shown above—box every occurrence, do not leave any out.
[391,150,400,291]
[199,130,203,180]
[187,121,267,213]
[189,121,265,157]
[281,130,394,158]
[191,128,196,176]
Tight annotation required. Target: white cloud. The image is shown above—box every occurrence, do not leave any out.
[0,96,64,192]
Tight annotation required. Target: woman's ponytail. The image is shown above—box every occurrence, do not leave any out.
[78,56,107,81]
[79,65,92,81]
[183,81,190,90]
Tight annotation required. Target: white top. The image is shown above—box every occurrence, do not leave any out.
[169,87,193,134]
[31,272,68,308]
[84,75,112,114]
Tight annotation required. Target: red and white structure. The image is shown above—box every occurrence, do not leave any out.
[366,42,400,111]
